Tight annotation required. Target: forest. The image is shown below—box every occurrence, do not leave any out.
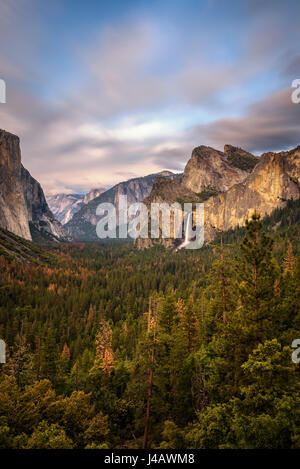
[0,208,299,449]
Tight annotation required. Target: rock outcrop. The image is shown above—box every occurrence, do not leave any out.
[21,166,70,241]
[136,144,300,249]
[146,145,258,208]
[0,129,69,242]
[0,130,31,240]
[47,188,106,225]
[181,145,254,194]
[47,193,85,225]
[204,146,300,241]
[83,187,106,205]
[144,177,200,205]
[65,171,177,240]
[223,144,259,172]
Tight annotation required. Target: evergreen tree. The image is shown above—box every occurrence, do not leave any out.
[41,330,58,383]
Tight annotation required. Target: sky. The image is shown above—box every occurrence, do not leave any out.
[0,0,300,194]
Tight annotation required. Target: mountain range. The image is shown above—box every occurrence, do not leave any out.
[1,128,300,248]
[47,187,106,225]
[138,144,300,248]
[0,129,178,242]
[64,171,178,240]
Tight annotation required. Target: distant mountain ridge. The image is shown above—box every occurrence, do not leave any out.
[47,187,106,225]
[65,171,177,239]
[47,193,84,225]
[83,188,107,204]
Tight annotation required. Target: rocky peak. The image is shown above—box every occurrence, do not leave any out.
[21,166,70,241]
[145,145,257,208]
[181,145,252,194]
[203,145,300,241]
[137,144,300,249]
[144,177,201,205]
[0,129,70,242]
[224,144,259,172]
[0,130,31,240]
[83,187,106,204]
[65,171,176,239]
[156,170,175,178]
[47,193,84,224]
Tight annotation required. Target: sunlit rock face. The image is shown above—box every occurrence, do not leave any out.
[0,130,31,240]
[21,166,71,241]
[136,144,300,249]
[83,187,106,204]
[145,145,257,207]
[204,146,300,241]
[65,171,176,240]
[181,145,256,194]
[47,188,106,226]
[47,193,85,225]
[0,129,70,242]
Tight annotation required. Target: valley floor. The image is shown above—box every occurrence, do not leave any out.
[0,210,299,449]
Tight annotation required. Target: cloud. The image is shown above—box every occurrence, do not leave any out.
[190,88,300,154]
[66,21,242,118]
[0,1,300,194]
[281,54,300,79]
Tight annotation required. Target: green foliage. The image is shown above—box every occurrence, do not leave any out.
[227,151,258,172]
[0,212,299,448]
[27,421,73,449]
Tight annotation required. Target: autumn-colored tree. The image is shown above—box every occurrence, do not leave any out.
[95,320,114,376]
[62,343,70,360]
[283,240,295,274]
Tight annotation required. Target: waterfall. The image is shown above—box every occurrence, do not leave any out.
[185,211,192,244]
[177,211,193,250]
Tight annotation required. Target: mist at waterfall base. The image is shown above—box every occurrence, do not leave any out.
[176,212,195,251]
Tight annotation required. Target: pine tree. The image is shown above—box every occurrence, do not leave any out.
[206,213,280,403]
[41,330,58,383]
[143,298,158,449]
[237,212,280,345]
[158,296,177,335]
[283,240,295,274]
[95,320,114,376]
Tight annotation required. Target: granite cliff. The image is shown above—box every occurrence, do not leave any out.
[181,144,256,194]
[0,129,69,242]
[204,146,300,241]
[21,166,70,241]
[47,187,106,225]
[137,144,300,248]
[146,145,257,207]
[65,171,177,240]
[47,193,85,225]
[0,130,31,240]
